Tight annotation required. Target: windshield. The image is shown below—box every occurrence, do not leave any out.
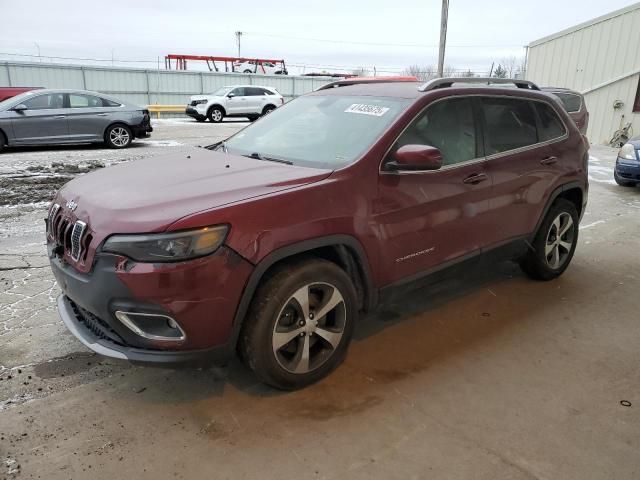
[210,87,232,96]
[224,95,410,169]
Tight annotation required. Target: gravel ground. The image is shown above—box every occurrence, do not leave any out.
[0,130,639,480]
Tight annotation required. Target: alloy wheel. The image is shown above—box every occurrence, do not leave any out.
[271,282,347,374]
[545,212,575,269]
[109,127,130,147]
[211,110,222,122]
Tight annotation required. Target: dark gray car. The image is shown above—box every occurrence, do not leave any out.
[0,89,152,151]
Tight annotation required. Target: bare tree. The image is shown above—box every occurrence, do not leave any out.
[443,65,456,77]
[352,67,369,77]
[403,65,437,81]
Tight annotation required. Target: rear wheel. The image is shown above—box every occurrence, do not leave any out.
[239,259,357,390]
[105,124,132,149]
[262,105,276,116]
[247,115,259,122]
[519,198,579,281]
[207,106,224,123]
[614,171,637,187]
[243,69,253,74]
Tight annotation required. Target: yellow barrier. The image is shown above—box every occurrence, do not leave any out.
[146,105,186,119]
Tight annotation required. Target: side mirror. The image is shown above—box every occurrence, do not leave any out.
[227,93,235,98]
[386,144,443,171]
[12,104,27,112]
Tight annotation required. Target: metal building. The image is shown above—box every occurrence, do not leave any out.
[526,2,640,144]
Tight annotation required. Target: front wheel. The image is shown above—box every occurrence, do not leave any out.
[105,124,132,149]
[239,259,357,390]
[207,107,224,123]
[519,199,579,281]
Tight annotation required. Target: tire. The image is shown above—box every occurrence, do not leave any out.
[207,106,224,123]
[195,117,206,123]
[243,69,253,74]
[614,170,637,187]
[519,198,579,281]
[104,124,132,149]
[247,115,259,122]
[262,105,276,116]
[0,130,6,153]
[239,259,358,390]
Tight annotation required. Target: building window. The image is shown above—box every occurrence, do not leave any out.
[634,77,640,113]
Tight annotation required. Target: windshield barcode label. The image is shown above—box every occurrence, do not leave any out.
[344,104,390,116]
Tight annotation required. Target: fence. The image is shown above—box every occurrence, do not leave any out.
[0,61,338,107]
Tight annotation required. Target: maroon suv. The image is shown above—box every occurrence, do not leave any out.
[48,77,589,389]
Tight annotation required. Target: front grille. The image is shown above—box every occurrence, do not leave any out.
[70,221,87,261]
[67,298,127,346]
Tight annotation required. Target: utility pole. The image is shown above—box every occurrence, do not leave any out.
[34,42,41,62]
[235,31,243,58]
[437,0,449,78]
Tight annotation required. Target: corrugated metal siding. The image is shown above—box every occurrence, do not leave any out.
[0,61,336,107]
[527,5,640,143]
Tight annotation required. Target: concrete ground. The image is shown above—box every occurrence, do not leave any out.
[0,121,638,479]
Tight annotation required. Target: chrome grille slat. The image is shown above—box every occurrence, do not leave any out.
[47,204,60,236]
[70,221,87,261]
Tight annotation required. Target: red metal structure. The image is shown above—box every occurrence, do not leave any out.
[165,54,287,74]
[0,86,42,102]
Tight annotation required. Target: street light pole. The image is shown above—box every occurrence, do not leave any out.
[437,0,449,78]
[235,31,243,58]
[34,42,41,62]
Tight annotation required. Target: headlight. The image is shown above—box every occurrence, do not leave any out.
[102,225,228,262]
[193,99,207,105]
[619,143,637,161]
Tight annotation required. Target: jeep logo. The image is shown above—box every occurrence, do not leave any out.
[66,199,78,211]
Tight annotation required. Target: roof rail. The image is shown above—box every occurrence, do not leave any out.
[317,76,419,91]
[418,77,540,92]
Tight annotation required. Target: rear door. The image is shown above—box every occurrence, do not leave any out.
[11,93,68,144]
[376,96,493,285]
[481,96,568,244]
[65,93,116,142]
[246,87,267,112]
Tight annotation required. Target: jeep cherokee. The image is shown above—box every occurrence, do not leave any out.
[47,77,589,390]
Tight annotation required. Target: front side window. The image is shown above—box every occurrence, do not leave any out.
[230,87,246,97]
[394,97,477,166]
[224,95,410,169]
[22,93,64,110]
[482,97,537,155]
[535,102,567,142]
[69,94,104,108]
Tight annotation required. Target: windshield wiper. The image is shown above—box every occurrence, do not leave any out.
[245,152,293,165]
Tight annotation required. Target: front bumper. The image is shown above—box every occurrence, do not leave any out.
[615,157,640,181]
[50,245,254,366]
[185,106,206,120]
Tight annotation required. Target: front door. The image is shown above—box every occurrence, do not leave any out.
[226,87,249,115]
[11,92,68,144]
[375,96,493,286]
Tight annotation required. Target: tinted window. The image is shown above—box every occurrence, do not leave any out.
[395,97,477,166]
[23,93,64,110]
[69,94,104,108]
[246,87,265,96]
[553,92,581,113]
[482,98,537,155]
[535,103,566,141]
[230,87,246,96]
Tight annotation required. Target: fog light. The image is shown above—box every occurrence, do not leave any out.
[114,311,186,341]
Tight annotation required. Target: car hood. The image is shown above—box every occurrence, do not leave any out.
[57,149,332,234]
[190,94,222,102]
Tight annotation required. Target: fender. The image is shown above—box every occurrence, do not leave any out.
[530,180,586,240]
[227,234,377,349]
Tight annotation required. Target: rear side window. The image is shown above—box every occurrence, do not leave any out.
[69,94,104,108]
[481,98,537,155]
[246,87,265,96]
[553,92,581,113]
[535,103,567,142]
[396,97,477,166]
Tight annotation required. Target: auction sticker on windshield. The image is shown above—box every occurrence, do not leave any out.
[344,104,390,117]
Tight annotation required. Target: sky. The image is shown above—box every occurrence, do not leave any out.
[1,0,637,75]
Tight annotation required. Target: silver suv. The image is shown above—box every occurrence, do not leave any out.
[0,89,152,151]
[186,85,284,123]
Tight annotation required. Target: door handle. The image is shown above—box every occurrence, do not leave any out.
[54,115,66,119]
[96,113,109,116]
[540,156,558,165]
[463,173,488,185]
